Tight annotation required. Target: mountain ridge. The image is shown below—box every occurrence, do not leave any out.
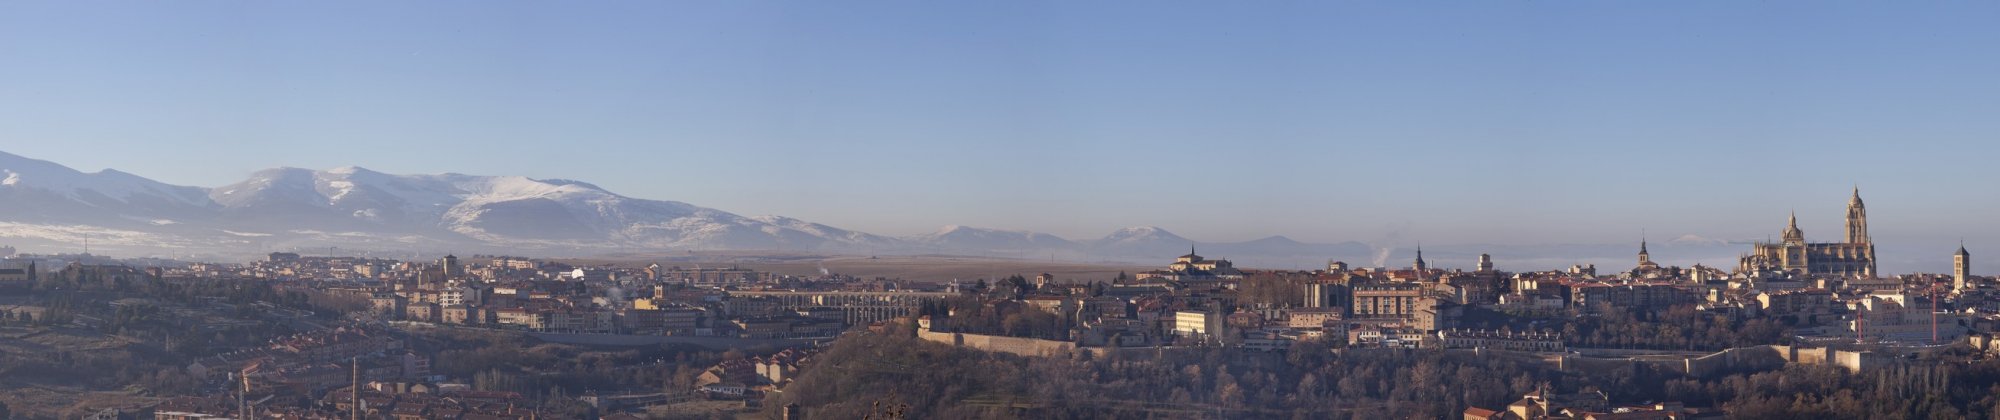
[0,150,1389,263]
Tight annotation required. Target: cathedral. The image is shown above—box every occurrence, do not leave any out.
[1737,189,1877,278]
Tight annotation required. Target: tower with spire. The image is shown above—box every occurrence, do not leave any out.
[1956,243,1972,293]
[1175,245,1202,265]
[1637,237,1658,269]
[1410,245,1429,282]
[1846,187,1870,244]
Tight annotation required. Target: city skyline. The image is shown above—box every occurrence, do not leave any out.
[0,148,1985,275]
[4,4,2000,418]
[4,2,1997,246]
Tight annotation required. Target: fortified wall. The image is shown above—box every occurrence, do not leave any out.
[918,330,1151,358]
[1556,345,1885,378]
[920,327,1889,378]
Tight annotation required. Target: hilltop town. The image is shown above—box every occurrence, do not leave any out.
[2,192,1999,419]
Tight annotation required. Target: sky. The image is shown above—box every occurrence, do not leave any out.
[1,2,1996,254]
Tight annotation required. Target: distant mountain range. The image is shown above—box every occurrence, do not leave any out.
[0,150,1382,264]
[1,150,1963,272]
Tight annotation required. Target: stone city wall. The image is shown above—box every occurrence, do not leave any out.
[1558,344,1881,378]
[918,330,1151,358]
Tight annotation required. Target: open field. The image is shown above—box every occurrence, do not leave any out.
[563,253,1155,283]
[0,384,157,419]
[0,326,158,419]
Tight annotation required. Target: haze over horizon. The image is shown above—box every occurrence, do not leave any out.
[3,2,1997,252]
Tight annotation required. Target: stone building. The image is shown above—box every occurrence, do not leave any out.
[1738,189,1877,277]
[1436,328,1565,352]
[1351,282,1428,319]
[1137,248,1245,281]
[1955,244,1972,293]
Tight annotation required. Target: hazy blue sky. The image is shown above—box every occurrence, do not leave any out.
[1,2,1996,252]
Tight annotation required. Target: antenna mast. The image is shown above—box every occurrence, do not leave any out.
[351,356,360,420]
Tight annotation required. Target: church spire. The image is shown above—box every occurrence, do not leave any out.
[1637,233,1655,268]
[1413,244,1427,273]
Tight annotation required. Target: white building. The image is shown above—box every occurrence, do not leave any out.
[1174,310,1220,341]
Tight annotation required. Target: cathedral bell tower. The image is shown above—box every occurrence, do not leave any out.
[1956,244,1972,293]
[1846,187,1870,245]
[1846,188,1878,277]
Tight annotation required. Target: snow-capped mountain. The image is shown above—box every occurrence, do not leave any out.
[205,166,902,250]
[0,152,212,207]
[747,215,903,250]
[0,150,1394,266]
[1094,226,1189,246]
[1089,226,1195,257]
[211,166,463,228]
[0,151,909,253]
[0,151,216,225]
